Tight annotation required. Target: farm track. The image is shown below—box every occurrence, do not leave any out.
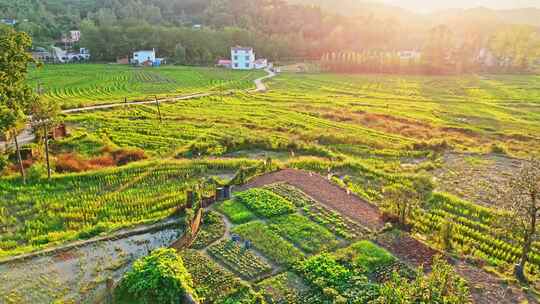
[239,168,537,304]
[0,69,275,151]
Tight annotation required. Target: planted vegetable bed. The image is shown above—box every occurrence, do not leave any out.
[208,240,272,280]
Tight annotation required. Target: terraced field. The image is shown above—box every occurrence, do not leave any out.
[28,64,264,108]
[66,72,540,158]
[0,159,258,257]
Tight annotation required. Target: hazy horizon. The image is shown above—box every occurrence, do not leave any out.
[377,0,540,13]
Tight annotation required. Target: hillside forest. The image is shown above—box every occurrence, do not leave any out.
[2,0,540,73]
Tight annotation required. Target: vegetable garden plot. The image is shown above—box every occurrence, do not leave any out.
[179,249,247,303]
[263,182,370,240]
[232,221,304,266]
[208,240,272,280]
[269,213,340,254]
[235,188,296,218]
[190,211,226,250]
[257,272,316,304]
[216,199,256,224]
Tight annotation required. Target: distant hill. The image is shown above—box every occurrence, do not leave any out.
[289,0,540,27]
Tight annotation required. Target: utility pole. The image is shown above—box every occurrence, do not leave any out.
[12,130,26,184]
[155,95,162,123]
[43,124,51,180]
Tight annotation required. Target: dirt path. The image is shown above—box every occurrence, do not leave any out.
[237,168,384,230]
[238,168,536,304]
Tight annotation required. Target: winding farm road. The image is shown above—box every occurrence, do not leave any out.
[0,68,276,152]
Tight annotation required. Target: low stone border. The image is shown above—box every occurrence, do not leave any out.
[0,218,183,265]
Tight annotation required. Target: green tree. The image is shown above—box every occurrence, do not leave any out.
[373,255,471,304]
[117,248,198,304]
[500,158,540,282]
[174,43,187,64]
[0,25,38,184]
[423,25,454,74]
[489,25,540,72]
[382,183,418,227]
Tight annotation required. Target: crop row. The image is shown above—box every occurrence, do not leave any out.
[208,240,272,280]
[414,193,540,271]
[232,221,304,267]
[235,189,296,218]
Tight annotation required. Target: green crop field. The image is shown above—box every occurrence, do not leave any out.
[28,64,265,108]
[4,66,540,303]
[64,72,540,159]
[0,159,257,257]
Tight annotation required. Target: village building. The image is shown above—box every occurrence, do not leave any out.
[398,50,422,61]
[231,46,255,70]
[217,59,232,68]
[0,18,17,26]
[32,47,54,62]
[254,58,268,69]
[476,48,498,67]
[61,30,81,44]
[133,49,156,65]
[132,49,165,66]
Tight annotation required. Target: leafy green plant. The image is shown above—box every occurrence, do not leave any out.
[217,199,256,224]
[117,248,197,304]
[335,241,395,274]
[235,189,295,218]
[373,255,471,304]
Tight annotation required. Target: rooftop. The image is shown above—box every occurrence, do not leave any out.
[231,46,253,52]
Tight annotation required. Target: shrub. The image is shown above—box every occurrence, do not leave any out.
[374,255,471,304]
[0,154,8,172]
[117,248,197,304]
[55,153,89,173]
[490,143,507,155]
[112,148,147,166]
[88,155,115,167]
[27,163,47,181]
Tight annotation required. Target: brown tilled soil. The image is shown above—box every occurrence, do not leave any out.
[237,168,384,230]
[239,169,537,304]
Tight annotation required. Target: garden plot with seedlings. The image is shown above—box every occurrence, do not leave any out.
[0,225,181,304]
[208,240,272,280]
[196,184,414,303]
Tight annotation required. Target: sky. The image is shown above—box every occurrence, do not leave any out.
[378,0,540,13]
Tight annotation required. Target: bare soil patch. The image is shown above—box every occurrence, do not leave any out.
[433,152,524,207]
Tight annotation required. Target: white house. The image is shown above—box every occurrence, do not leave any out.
[231,46,255,70]
[133,49,156,65]
[61,30,81,43]
[254,58,268,69]
[398,50,421,61]
[0,18,17,26]
[477,48,497,68]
